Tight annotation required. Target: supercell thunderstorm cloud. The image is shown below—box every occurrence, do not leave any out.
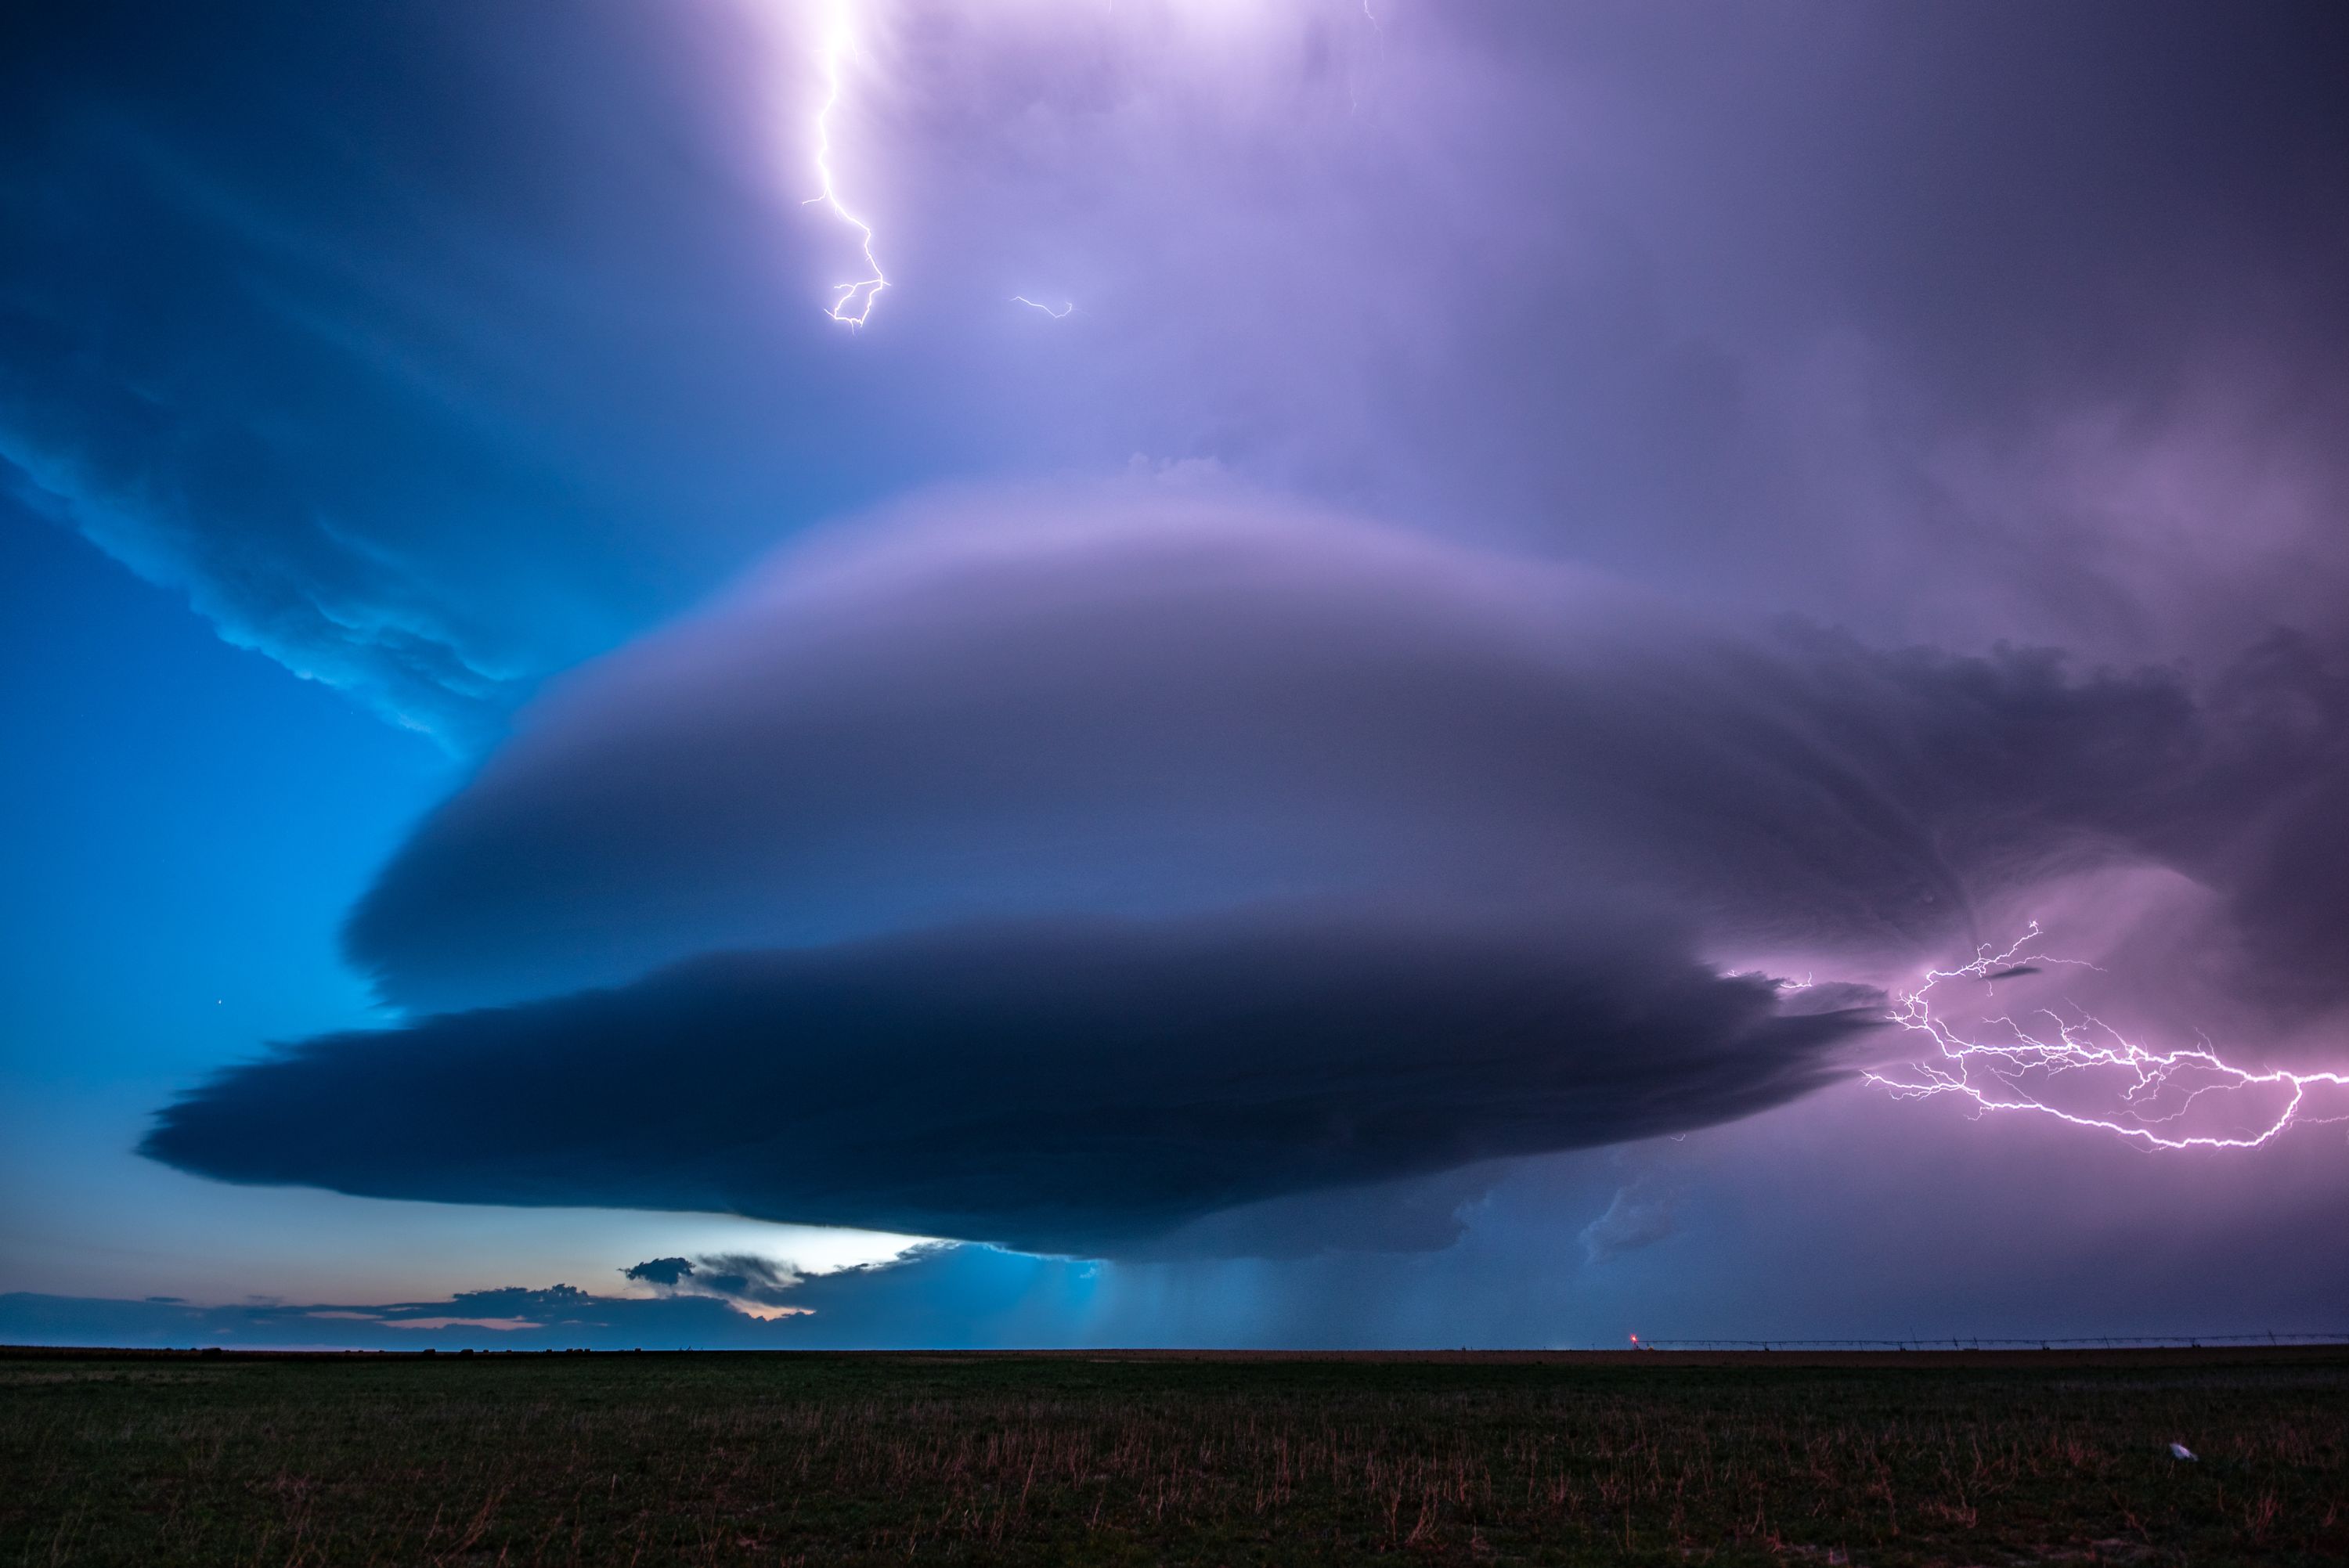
[5,0,2349,1344]
[146,492,2349,1254]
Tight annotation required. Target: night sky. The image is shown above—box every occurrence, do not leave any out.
[5,0,2347,1350]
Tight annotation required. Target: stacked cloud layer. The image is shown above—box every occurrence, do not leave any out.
[143,491,2349,1254]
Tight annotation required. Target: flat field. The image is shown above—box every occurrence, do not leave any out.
[2,1346,2342,1565]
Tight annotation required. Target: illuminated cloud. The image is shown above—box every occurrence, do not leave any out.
[147,492,2349,1252]
[344,491,2346,1015]
[10,0,2347,1341]
[9,0,2344,741]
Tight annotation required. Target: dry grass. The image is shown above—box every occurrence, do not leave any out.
[2,1348,2342,1564]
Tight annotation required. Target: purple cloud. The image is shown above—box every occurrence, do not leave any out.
[145,491,2349,1253]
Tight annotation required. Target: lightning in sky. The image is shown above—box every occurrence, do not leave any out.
[803,3,887,327]
[1866,925,2349,1149]
[797,1,1385,326]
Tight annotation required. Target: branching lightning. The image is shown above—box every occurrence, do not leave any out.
[1866,925,2349,1149]
[804,4,887,327]
[797,2,1387,326]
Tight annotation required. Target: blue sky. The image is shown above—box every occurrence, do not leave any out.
[0,505,909,1309]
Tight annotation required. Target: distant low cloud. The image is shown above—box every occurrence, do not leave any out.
[620,1257,696,1289]
[622,1247,973,1317]
[649,1254,806,1312]
[0,1245,1092,1351]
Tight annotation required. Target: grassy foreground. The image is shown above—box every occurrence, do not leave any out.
[3,1348,2343,1565]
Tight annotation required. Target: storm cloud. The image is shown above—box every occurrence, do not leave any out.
[145,914,1874,1256]
[10,1,2346,741]
[20,0,2341,1319]
[345,494,2343,1015]
[143,492,2349,1253]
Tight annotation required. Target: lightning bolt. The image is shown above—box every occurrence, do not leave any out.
[797,2,1383,325]
[804,3,887,327]
[1865,925,2349,1149]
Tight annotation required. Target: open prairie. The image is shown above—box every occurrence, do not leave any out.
[4,1346,2342,1565]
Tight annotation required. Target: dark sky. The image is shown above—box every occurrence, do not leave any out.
[4,0,2347,1346]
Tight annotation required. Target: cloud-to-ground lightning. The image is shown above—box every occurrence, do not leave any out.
[803,4,887,326]
[1866,925,2349,1149]
[1011,295,1073,319]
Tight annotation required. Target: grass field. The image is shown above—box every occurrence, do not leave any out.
[3,1346,2343,1565]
